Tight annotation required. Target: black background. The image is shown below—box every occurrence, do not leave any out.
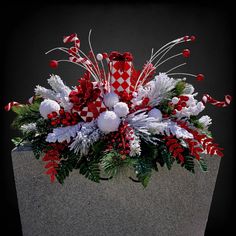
[1,1,235,235]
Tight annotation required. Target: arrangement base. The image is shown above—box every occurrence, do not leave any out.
[12,146,220,236]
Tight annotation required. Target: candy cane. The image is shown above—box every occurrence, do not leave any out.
[28,96,36,104]
[69,56,92,66]
[202,94,232,108]
[63,33,80,49]
[4,101,21,111]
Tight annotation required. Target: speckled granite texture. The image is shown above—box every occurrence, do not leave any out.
[12,146,221,236]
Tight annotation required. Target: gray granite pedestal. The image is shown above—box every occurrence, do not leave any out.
[12,146,221,236]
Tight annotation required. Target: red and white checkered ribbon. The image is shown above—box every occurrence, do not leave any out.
[63,33,80,49]
[110,61,132,94]
[76,97,107,122]
[4,101,21,111]
[202,94,232,108]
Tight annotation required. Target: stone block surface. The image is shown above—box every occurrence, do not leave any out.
[12,146,221,236]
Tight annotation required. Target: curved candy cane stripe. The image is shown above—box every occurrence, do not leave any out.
[28,96,36,104]
[63,33,80,49]
[69,56,92,66]
[5,101,21,111]
[202,94,232,108]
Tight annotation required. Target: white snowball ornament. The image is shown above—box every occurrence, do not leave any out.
[113,102,129,117]
[148,108,163,121]
[103,92,119,109]
[97,111,121,133]
[171,97,179,104]
[39,99,60,119]
[96,53,103,61]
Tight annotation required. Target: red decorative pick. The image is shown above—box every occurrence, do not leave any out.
[49,60,58,68]
[196,74,204,81]
[182,49,190,58]
[183,35,189,41]
[190,35,196,42]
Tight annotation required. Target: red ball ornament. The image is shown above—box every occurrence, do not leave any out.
[182,49,190,58]
[49,60,58,68]
[196,74,204,81]
[190,35,196,42]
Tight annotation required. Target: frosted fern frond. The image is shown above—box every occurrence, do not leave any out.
[46,123,83,143]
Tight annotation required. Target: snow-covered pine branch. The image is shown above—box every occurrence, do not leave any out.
[48,75,71,97]
[148,120,193,139]
[126,110,159,143]
[35,75,73,111]
[35,85,58,101]
[132,73,177,108]
[20,123,37,134]
[146,73,177,106]
[69,121,102,156]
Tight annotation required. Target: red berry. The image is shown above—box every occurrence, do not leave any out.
[182,49,190,58]
[51,120,57,126]
[73,112,78,118]
[49,60,58,68]
[62,119,68,125]
[47,113,53,119]
[59,109,65,115]
[183,96,189,101]
[142,97,150,105]
[102,53,108,59]
[52,111,58,118]
[184,35,189,41]
[172,110,177,115]
[181,102,187,107]
[196,74,204,81]
[190,35,196,42]
[176,105,182,111]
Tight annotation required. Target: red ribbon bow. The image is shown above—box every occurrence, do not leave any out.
[109,51,133,62]
[109,51,133,72]
[69,79,101,118]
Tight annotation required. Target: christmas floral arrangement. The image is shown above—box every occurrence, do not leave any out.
[6,31,232,187]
